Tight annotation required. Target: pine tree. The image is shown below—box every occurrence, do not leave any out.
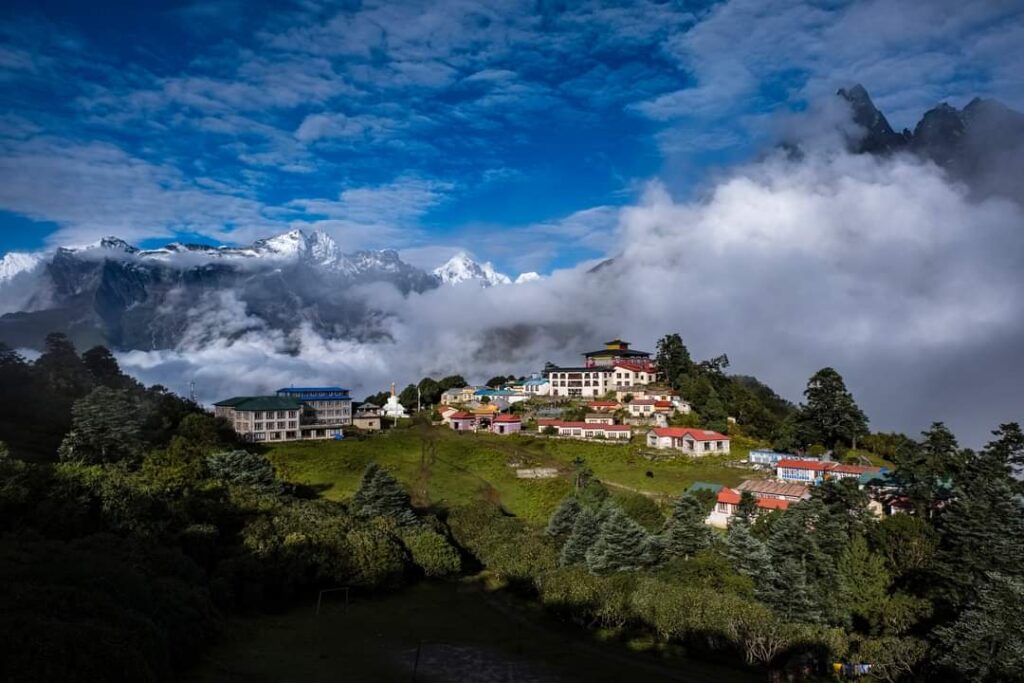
[559,506,602,567]
[546,496,581,537]
[662,493,712,559]
[585,506,651,574]
[351,463,418,526]
[735,491,758,524]
[57,387,142,464]
[207,449,278,492]
[764,502,828,623]
[934,572,1024,681]
[726,519,772,586]
[836,534,891,625]
[797,367,869,449]
[655,333,693,390]
[933,424,1024,612]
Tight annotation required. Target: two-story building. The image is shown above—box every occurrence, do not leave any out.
[646,427,730,455]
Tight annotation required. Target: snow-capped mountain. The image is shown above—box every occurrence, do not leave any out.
[433,252,512,287]
[0,229,440,351]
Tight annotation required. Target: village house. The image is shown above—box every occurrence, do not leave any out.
[585,413,615,425]
[586,400,620,412]
[448,411,477,431]
[646,427,730,455]
[776,459,883,485]
[474,388,530,405]
[626,398,659,418]
[735,479,811,503]
[352,403,382,431]
[614,387,691,414]
[748,449,796,466]
[440,386,485,405]
[520,376,551,396]
[490,414,522,435]
[706,487,790,528]
[536,419,632,441]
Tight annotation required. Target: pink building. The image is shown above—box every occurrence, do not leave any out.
[448,411,477,431]
[490,414,522,435]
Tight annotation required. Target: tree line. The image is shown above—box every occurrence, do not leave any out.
[0,335,462,682]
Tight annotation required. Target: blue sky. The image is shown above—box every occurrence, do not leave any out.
[1,0,1022,274]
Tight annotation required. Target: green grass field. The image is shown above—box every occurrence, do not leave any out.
[267,426,764,525]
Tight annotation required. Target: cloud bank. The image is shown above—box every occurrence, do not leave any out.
[117,125,1024,446]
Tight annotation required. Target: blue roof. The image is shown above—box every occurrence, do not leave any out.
[474,388,518,396]
[523,378,548,385]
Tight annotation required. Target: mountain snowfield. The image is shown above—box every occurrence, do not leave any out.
[431,251,539,287]
[0,229,540,286]
[0,229,545,352]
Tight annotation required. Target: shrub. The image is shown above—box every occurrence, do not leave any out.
[400,528,461,577]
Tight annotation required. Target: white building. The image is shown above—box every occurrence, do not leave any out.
[537,419,632,440]
[521,376,551,396]
[545,366,614,398]
[646,427,730,455]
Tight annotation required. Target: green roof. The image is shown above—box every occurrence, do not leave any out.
[687,481,724,494]
[214,396,303,411]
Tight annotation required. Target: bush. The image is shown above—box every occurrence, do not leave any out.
[401,528,461,577]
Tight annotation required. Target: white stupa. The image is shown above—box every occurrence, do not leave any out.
[382,383,408,419]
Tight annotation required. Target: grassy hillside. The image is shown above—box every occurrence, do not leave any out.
[267,426,762,525]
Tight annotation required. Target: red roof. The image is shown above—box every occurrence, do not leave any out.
[651,427,729,441]
[654,400,673,408]
[613,361,652,373]
[717,488,790,510]
[587,401,620,408]
[538,419,631,432]
[449,411,476,420]
[492,414,521,423]
[630,399,658,406]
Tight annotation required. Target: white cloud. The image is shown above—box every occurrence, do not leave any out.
[112,141,1024,446]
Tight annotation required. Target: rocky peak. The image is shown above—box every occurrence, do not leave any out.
[838,84,909,154]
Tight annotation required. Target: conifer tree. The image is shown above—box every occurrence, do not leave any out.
[662,493,712,559]
[933,424,1024,612]
[934,572,1024,681]
[764,502,828,623]
[735,491,758,524]
[836,534,891,625]
[797,367,868,449]
[207,449,278,492]
[57,387,142,464]
[725,518,772,586]
[585,506,651,574]
[559,506,602,567]
[546,496,581,537]
[351,463,418,526]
